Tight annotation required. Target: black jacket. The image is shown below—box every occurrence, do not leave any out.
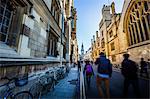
[121,59,138,79]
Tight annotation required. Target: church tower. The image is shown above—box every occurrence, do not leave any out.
[81,43,84,58]
[80,43,84,60]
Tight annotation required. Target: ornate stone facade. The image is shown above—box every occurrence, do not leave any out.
[91,0,150,66]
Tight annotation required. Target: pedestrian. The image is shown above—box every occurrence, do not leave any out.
[121,53,140,98]
[84,60,94,87]
[95,52,112,98]
[77,61,81,72]
[140,58,149,78]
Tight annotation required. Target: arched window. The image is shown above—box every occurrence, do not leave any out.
[125,0,150,46]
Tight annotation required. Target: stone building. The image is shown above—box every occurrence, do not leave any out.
[91,0,150,65]
[0,0,76,77]
[121,0,150,63]
[91,31,100,61]
[83,47,92,61]
[70,7,78,63]
[106,2,121,64]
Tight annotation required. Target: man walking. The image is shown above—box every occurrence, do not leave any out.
[95,52,112,98]
[121,54,140,98]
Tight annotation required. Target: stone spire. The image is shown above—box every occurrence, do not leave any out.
[81,43,84,55]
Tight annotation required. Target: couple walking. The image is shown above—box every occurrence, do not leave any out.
[84,52,112,98]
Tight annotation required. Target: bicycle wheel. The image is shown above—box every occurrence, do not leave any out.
[14,91,33,99]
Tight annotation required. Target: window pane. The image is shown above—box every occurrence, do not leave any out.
[134,23,140,43]
[128,27,133,45]
[144,1,148,11]
[1,0,6,7]
[142,17,149,40]
[0,15,2,23]
[131,25,136,44]
[1,26,8,34]
[5,10,11,18]
[147,14,150,27]
[0,33,6,42]
[3,18,10,26]
[138,20,144,41]
[0,7,4,15]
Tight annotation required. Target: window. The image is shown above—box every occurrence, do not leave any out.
[112,55,116,62]
[110,42,115,51]
[109,30,113,38]
[0,0,13,42]
[51,0,60,24]
[101,31,103,36]
[126,1,150,46]
[101,38,105,48]
[47,30,58,57]
[97,42,100,47]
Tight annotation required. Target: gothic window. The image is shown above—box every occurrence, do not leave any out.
[0,0,13,42]
[126,0,150,46]
[110,42,115,51]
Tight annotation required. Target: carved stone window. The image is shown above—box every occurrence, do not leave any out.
[125,0,150,46]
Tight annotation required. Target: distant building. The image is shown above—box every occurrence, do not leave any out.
[83,47,92,61]
[91,32,100,61]
[70,7,78,63]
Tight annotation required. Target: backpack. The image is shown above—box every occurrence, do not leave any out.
[86,64,93,75]
[98,59,112,75]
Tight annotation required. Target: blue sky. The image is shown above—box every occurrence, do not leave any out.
[74,0,124,54]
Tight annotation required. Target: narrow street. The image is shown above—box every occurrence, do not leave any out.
[0,0,150,99]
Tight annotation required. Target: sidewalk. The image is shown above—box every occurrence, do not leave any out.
[42,67,78,99]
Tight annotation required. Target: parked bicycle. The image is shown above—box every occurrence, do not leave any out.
[0,76,33,99]
[29,70,57,98]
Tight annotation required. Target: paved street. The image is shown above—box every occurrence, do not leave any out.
[85,65,150,98]
[41,65,149,99]
[42,67,78,99]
